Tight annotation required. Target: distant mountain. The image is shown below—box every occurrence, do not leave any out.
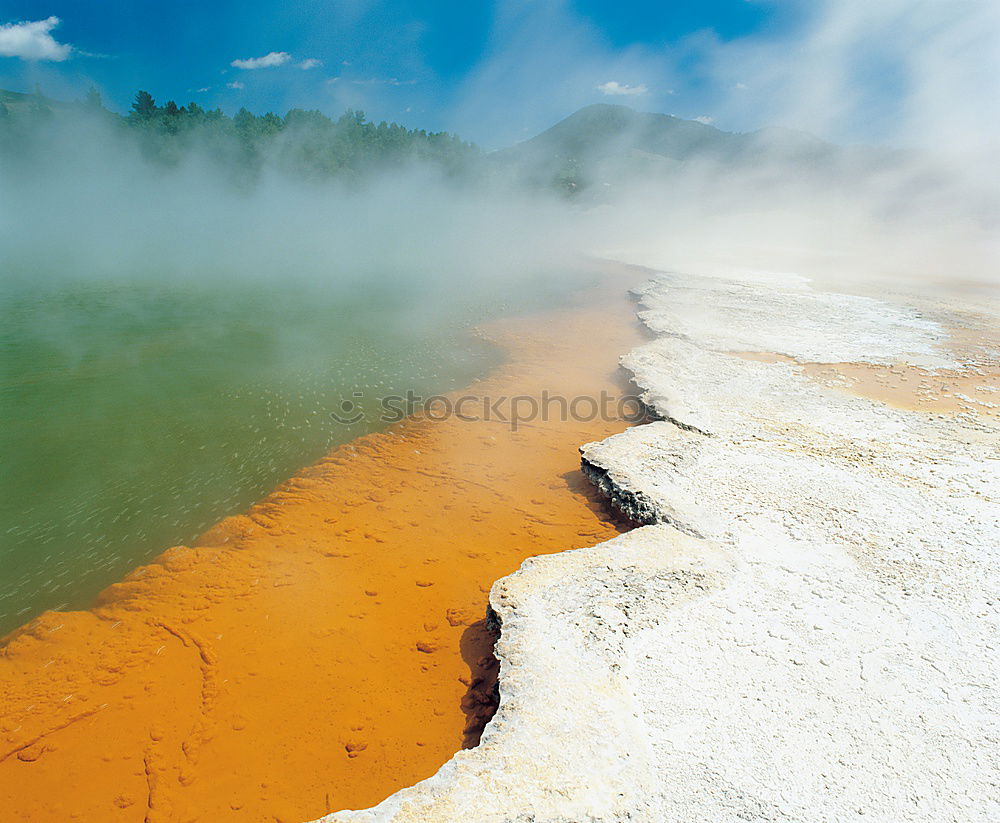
[492,103,867,195]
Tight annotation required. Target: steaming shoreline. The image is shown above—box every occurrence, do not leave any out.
[3,263,997,821]
[320,262,1000,822]
[0,269,646,821]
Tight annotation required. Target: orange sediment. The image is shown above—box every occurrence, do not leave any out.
[736,349,1000,421]
[0,272,647,822]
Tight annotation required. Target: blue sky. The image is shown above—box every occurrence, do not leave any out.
[0,1,994,149]
[0,1,791,145]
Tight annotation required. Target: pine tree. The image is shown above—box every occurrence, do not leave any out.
[130,90,158,120]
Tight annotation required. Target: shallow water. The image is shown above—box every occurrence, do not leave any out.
[0,270,577,633]
[0,270,646,822]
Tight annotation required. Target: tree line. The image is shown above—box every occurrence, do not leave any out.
[0,87,483,185]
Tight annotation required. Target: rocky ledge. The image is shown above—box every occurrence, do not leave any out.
[318,267,1000,822]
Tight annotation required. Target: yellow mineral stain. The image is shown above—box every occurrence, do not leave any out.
[0,266,647,822]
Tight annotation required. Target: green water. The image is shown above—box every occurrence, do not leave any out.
[0,269,579,634]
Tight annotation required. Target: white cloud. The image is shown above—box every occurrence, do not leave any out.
[226,80,245,90]
[0,16,72,61]
[297,58,322,70]
[595,81,648,97]
[694,115,715,125]
[230,51,291,70]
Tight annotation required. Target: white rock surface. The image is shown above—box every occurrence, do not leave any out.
[321,525,727,822]
[318,268,1000,823]
[631,273,956,368]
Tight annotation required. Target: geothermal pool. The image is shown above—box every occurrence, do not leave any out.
[0,270,583,633]
[0,269,647,821]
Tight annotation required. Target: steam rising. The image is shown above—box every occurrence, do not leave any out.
[3,1,998,291]
[436,0,998,291]
[0,119,576,296]
[0,0,997,628]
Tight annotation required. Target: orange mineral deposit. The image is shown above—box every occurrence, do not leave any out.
[0,271,647,822]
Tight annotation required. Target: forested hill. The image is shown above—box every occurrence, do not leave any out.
[1,89,880,196]
[0,88,481,184]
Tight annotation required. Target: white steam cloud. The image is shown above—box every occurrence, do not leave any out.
[0,16,72,61]
[439,0,999,291]
[2,0,997,314]
[693,0,1000,158]
[0,115,581,303]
